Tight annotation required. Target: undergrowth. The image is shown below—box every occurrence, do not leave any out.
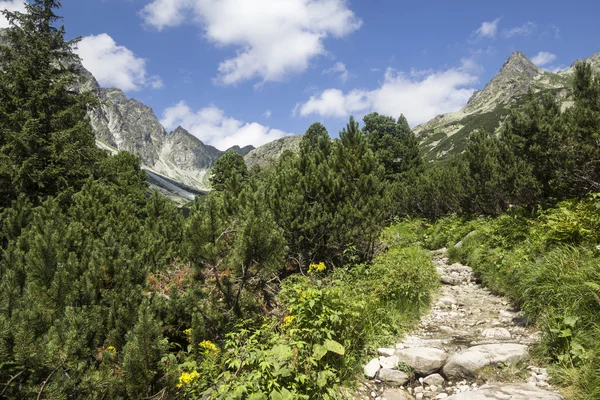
[173,223,438,399]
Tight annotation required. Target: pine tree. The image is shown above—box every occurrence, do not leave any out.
[363,112,423,180]
[0,0,104,208]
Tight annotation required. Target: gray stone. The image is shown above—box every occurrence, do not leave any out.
[397,347,448,375]
[423,373,446,386]
[481,328,511,339]
[446,383,563,399]
[443,344,529,379]
[379,368,410,386]
[381,388,415,400]
[364,358,380,379]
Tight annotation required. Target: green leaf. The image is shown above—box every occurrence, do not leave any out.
[312,344,327,360]
[270,387,294,400]
[563,316,579,327]
[324,339,345,355]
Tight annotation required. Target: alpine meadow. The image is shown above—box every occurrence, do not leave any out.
[1,1,600,399]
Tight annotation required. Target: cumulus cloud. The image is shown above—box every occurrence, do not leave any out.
[75,34,163,92]
[161,101,289,150]
[473,18,501,39]
[503,22,537,38]
[296,61,479,127]
[531,51,557,67]
[0,0,26,28]
[324,62,350,82]
[139,0,362,85]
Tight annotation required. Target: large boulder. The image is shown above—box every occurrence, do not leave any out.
[443,344,528,379]
[396,347,448,375]
[446,383,563,399]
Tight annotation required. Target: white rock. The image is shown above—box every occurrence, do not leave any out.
[445,383,563,399]
[442,344,529,379]
[364,358,381,379]
[416,394,424,400]
[438,297,458,306]
[397,347,448,375]
[436,394,449,399]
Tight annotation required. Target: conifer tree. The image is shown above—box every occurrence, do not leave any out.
[0,0,103,207]
[363,112,423,179]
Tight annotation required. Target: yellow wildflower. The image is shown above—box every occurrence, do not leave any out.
[283,315,296,326]
[183,328,192,335]
[199,340,218,354]
[176,370,200,388]
[308,262,326,274]
[106,346,116,353]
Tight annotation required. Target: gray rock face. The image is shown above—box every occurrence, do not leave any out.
[446,383,563,399]
[442,344,529,379]
[396,347,448,375]
[379,368,410,386]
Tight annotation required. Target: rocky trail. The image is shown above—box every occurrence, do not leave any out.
[354,249,564,400]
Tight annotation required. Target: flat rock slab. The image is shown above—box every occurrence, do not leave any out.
[443,344,528,379]
[446,383,563,399]
[397,347,448,375]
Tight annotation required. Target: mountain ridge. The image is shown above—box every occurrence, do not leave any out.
[415,50,600,160]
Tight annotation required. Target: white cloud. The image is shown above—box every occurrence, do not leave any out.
[473,18,501,39]
[263,110,272,119]
[296,61,479,127]
[75,34,163,92]
[531,51,557,67]
[503,22,537,38]
[140,0,362,85]
[0,0,26,28]
[161,101,289,150]
[324,62,350,82]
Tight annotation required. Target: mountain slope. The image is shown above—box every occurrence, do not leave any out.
[415,51,599,161]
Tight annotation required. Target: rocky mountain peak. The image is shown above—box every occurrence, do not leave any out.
[464,50,541,113]
[499,51,540,78]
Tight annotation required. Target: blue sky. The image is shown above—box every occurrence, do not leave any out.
[2,0,600,150]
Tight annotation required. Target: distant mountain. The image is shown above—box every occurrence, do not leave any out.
[415,51,600,161]
[71,62,257,194]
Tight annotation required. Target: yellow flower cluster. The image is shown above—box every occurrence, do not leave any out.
[199,340,218,354]
[308,262,326,274]
[177,370,200,388]
[283,315,296,326]
[183,328,192,335]
[106,346,116,353]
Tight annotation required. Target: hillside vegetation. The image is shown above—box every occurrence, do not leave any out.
[1,2,600,399]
